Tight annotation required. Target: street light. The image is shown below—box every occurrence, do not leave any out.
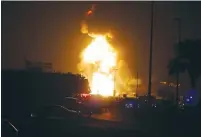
[174,18,181,43]
[112,67,118,97]
[148,1,154,97]
[174,17,181,105]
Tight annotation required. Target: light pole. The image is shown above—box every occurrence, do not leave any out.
[174,18,181,43]
[112,68,118,97]
[174,17,181,105]
[148,1,154,97]
[136,72,139,96]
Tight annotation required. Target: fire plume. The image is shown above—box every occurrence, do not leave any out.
[79,5,140,97]
[80,4,97,34]
[87,10,92,16]
[82,34,117,96]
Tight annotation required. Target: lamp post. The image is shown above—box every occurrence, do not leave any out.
[174,17,181,105]
[136,72,139,96]
[112,68,118,97]
[174,18,181,43]
[148,1,154,97]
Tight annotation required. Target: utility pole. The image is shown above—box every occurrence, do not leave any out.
[148,1,154,97]
[136,72,138,96]
[113,68,118,97]
[174,17,181,105]
[174,18,181,43]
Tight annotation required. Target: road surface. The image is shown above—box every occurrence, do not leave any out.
[91,112,121,122]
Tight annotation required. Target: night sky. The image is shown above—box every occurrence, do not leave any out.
[2,2,201,91]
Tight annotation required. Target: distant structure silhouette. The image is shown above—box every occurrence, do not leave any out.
[2,69,90,122]
[24,57,53,72]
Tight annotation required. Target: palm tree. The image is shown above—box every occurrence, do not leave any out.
[175,39,201,88]
[168,39,201,104]
[167,57,187,104]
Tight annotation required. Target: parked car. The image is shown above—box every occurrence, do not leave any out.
[64,97,92,117]
[30,105,81,121]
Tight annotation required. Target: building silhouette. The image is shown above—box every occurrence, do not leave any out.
[24,59,53,72]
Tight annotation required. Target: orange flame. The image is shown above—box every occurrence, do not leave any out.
[87,10,92,16]
[82,34,117,96]
[80,4,97,34]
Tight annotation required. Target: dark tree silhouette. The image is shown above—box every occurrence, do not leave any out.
[168,39,201,89]
[2,70,90,123]
[75,74,90,94]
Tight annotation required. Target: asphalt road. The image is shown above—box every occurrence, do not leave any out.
[20,116,146,137]
[91,112,121,122]
[90,109,201,137]
[5,108,201,137]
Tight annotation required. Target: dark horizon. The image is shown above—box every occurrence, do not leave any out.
[2,1,201,92]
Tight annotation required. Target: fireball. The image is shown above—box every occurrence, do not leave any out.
[81,34,117,96]
[79,5,141,97]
